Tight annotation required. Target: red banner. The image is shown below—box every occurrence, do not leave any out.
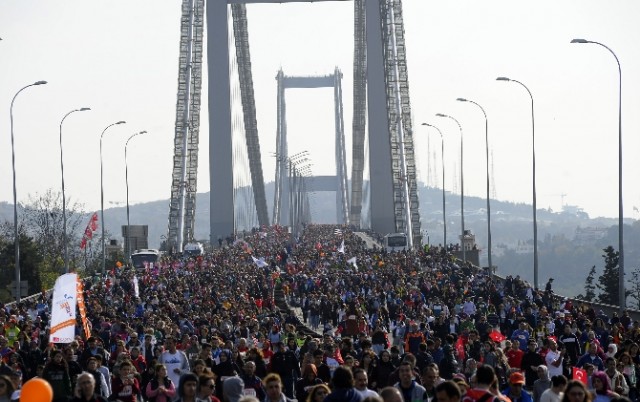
[80,212,99,250]
[76,277,91,339]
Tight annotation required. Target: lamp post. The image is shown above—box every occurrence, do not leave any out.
[457,98,493,271]
[571,38,624,309]
[421,123,446,246]
[496,76,538,289]
[100,120,126,276]
[9,80,47,301]
[60,107,91,273]
[436,113,465,262]
[125,131,147,259]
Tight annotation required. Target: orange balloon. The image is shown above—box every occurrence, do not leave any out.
[20,378,53,402]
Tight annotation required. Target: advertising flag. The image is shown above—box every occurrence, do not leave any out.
[49,273,78,344]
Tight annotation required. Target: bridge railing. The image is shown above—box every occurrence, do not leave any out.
[487,268,640,322]
[4,289,53,309]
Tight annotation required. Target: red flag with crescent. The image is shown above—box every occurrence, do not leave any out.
[572,367,587,384]
[89,212,98,231]
[489,330,506,343]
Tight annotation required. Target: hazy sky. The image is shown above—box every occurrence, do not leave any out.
[1,1,639,222]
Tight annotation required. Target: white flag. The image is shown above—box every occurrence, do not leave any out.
[337,240,345,254]
[133,275,140,298]
[347,256,358,269]
[252,256,269,268]
[49,273,78,344]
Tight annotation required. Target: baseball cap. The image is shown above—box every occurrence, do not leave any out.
[510,372,525,385]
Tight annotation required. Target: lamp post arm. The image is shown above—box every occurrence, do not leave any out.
[124,131,147,258]
[59,109,80,274]
[511,79,538,289]
[424,123,446,246]
[437,114,465,262]
[100,121,126,275]
[586,40,623,309]
[466,100,492,270]
[10,84,37,301]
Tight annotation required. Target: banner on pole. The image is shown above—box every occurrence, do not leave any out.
[49,273,78,344]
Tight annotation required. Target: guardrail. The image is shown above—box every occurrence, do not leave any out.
[4,289,52,309]
[489,270,640,322]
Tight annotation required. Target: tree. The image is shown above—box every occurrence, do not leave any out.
[0,189,95,300]
[577,265,597,302]
[630,267,640,310]
[596,246,630,306]
[22,189,86,273]
[0,223,44,302]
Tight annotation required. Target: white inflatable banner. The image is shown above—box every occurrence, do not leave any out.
[49,273,78,344]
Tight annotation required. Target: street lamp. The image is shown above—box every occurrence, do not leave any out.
[100,120,126,275]
[125,131,148,259]
[421,123,446,246]
[496,76,538,289]
[9,80,47,301]
[457,98,493,271]
[436,113,465,262]
[60,107,91,273]
[571,38,624,309]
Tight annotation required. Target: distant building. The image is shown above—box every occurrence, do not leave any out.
[106,239,122,258]
[574,226,608,246]
[515,240,534,255]
[122,225,149,254]
[453,229,480,266]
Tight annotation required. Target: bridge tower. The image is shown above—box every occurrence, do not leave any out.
[273,68,350,226]
[207,0,421,245]
[167,0,205,253]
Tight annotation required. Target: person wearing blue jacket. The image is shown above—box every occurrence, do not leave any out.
[502,372,534,402]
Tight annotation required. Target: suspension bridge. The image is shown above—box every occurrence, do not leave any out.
[166,0,422,252]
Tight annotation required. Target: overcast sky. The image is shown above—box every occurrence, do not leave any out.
[1,0,639,222]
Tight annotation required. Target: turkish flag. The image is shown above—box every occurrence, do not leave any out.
[573,367,587,385]
[489,330,506,343]
[90,212,98,231]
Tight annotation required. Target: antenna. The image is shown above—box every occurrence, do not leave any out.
[560,193,568,208]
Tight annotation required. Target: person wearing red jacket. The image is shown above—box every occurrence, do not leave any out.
[129,347,147,374]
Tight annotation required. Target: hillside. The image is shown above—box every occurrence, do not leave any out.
[1,183,638,299]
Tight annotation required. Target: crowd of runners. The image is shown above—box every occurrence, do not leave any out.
[0,224,638,402]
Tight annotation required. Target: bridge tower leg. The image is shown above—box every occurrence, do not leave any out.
[207,1,234,242]
[365,0,396,235]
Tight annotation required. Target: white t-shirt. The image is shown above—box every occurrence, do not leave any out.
[356,388,380,399]
[540,389,563,402]
[545,350,563,377]
[160,350,189,386]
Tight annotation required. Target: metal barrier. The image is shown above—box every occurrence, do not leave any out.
[4,289,52,309]
[489,270,640,322]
